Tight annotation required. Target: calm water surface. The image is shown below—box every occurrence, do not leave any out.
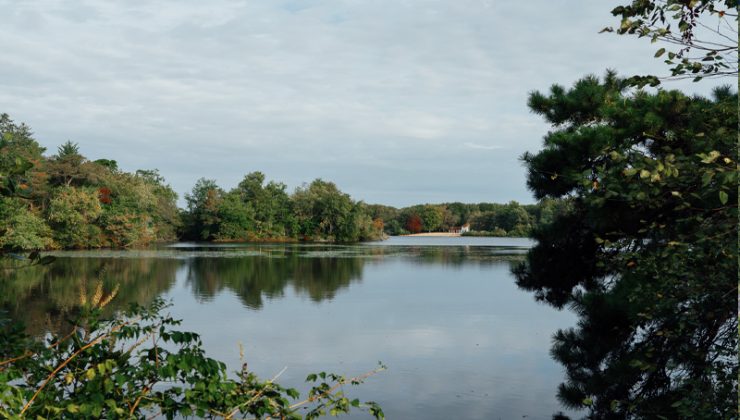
[4,237,577,419]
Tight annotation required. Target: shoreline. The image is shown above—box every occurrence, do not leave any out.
[399,232,462,237]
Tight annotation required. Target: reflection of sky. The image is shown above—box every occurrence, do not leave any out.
[368,236,536,248]
[161,251,577,419]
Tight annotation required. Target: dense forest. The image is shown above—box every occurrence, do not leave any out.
[0,114,563,250]
[182,174,384,243]
[0,114,181,251]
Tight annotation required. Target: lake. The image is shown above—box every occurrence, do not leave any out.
[3,237,576,419]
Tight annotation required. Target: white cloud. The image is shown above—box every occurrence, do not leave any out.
[463,142,504,151]
[0,0,725,206]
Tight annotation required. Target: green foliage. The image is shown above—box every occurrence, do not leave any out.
[468,201,534,236]
[96,170,179,247]
[0,112,565,248]
[601,0,737,83]
[469,210,497,232]
[515,73,737,418]
[417,205,443,232]
[0,298,385,419]
[57,141,80,157]
[229,172,296,238]
[215,192,256,240]
[0,115,182,250]
[136,170,181,242]
[372,201,544,237]
[184,175,382,243]
[94,159,119,172]
[293,179,356,241]
[495,203,532,236]
[0,198,55,251]
[48,187,104,249]
[46,142,107,188]
[0,114,45,199]
[461,228,507,237]
[185,178,224,241]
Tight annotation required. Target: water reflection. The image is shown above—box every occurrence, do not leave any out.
[3,241,572,419]
[186,255,364,309]
[5,244,525,334]
[0,257,181,336]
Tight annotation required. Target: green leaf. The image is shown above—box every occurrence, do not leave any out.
[654,48,666,57]
[719,191,728,205]
[623,168,638,176]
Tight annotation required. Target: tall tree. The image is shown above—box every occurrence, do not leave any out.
[184,178,223,240]
[515,74,737,418]
[215,191,256,240]
[293,179,356,241]
[235,172,294,237]
[46,141,105,188]
[418,205,443,232]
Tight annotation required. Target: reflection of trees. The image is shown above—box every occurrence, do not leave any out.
[184,245,524,309]
[373,246,525,267]
[0,258,180,336]
[185,253,364,309]
[4,244,526,335]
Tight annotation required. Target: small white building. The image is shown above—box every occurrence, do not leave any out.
[450,223,471,234]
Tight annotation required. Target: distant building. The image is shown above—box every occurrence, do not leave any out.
[449,223,471,234]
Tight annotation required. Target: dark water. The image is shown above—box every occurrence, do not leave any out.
[3,237,576,419]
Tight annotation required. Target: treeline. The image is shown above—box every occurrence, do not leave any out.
[182,174,384,243]
[1,113,562,250]
[366,199,571,237]
[0,114,180,250]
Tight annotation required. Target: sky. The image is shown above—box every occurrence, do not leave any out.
[0,0,726,208]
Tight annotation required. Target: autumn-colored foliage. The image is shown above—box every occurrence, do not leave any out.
[98,187,112,204]
[405,214,422,234]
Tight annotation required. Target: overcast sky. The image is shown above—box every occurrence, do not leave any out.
[0,0,725,207]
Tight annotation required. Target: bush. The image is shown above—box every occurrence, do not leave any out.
[0,199,54,251]
[0,296,384,419]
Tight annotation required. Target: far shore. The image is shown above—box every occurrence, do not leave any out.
[399,232,462,237]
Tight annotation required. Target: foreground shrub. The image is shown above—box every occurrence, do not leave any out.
[0,297,384,419]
